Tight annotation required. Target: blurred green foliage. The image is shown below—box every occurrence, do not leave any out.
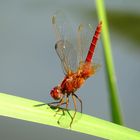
[107,10,140,46]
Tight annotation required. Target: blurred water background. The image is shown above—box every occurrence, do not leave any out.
[0,0,140,140]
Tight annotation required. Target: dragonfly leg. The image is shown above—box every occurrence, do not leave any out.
[70,93,77,127]
[51,95,70,116]
[34,97,65,108]
[55,94,70,113]
[73,93,82,113]
[57,94,75,128]
[57,95,73,125]
[48,94,66,107]
[65,95,69,109]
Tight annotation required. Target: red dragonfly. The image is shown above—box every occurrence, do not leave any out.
[49,15,102,127]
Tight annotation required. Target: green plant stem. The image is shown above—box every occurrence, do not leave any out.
[0,93,140,140]
[95,0,123,125]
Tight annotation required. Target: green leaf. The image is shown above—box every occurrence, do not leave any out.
[95,0,123,124]
[0,93,140,140]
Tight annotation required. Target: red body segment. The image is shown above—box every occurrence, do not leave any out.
[58,62,96,95]
[85,21,102,62]
[60,73,85,94]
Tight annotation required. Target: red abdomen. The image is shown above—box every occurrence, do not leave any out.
[85,21,102,62]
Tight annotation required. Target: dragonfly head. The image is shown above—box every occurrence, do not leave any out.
[50,86,63,100]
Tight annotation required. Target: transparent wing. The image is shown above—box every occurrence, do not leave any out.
[55,40,77,74]
[76,24,93,62]
[52,12,78,74]
[76,23,101,65]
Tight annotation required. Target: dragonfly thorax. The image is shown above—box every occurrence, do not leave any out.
[60,73,85,94]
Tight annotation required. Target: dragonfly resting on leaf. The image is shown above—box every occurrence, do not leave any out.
[49,14,102,127]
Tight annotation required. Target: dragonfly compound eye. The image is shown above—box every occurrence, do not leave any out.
[50,86,63,100]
